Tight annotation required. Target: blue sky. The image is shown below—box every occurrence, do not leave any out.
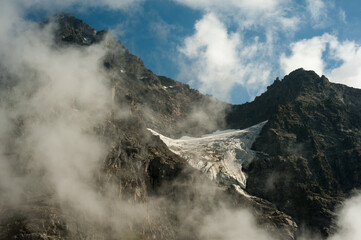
[22,0,361,103]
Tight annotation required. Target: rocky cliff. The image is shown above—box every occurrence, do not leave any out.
[227,69,361,237]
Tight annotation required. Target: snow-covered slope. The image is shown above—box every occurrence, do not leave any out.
[148,121,267,189]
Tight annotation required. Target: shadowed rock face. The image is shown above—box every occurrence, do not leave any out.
[227,69,361,237]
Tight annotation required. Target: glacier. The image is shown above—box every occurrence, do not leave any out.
[148,121,267,189]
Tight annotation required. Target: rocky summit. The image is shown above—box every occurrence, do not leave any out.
[0,13,360,240]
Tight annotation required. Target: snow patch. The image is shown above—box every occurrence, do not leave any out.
[148,121,267,189]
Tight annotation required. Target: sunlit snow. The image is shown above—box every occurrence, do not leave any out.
[148,121,267,189]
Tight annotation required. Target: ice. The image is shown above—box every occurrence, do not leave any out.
[148,121,267,189]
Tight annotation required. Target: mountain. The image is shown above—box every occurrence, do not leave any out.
[240,69,361,236]
[150,68,361,238]
[1,13,360,240]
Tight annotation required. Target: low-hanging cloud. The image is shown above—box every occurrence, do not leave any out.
[0,0,112,211]
[200,208,276,240]
[328,193,361,240]
[0,0,135,235]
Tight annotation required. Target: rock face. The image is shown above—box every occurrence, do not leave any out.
[228,69,361,237]
[48,13,106,45]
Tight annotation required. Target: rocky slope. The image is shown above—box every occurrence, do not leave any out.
[228,69,361,237]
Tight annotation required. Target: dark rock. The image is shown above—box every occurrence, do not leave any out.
[48,13,106,46]
[228,69,361,237]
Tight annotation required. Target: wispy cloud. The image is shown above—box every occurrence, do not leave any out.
[305,0,330,28]
[149,17,177,42]
[17,0,143,12]
[339,8,347,24]
[172,0,286,14]
[172,0,299,31]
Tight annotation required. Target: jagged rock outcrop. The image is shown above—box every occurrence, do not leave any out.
[47,13,106,45]
[228,69,361,237]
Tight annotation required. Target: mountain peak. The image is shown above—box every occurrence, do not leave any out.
[48,13,107,45]
[283,68,328,85]
[267,68,329,93]
[226,68,332,130]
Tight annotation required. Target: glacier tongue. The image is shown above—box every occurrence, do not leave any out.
[148,121,267,189]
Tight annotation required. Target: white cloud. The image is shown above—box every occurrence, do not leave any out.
[305,0,329,28]
[178,13,243,100]
[328,41,361,89]
[200,208,276,240]
[18,0,143,12]
[329,193,361,240]
[280,34,335,76]
[280,33,361,89]
[149,18,176,42]
[178,13,271,101]
[173,0,286,13]
[173,0,298,32]
[339,8,347,24]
